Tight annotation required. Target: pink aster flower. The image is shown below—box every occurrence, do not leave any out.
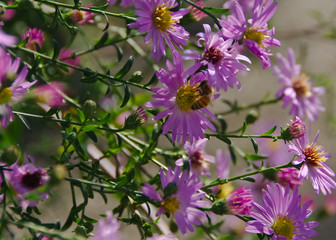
[184,24,250,92]
[288,130,336,195]
[220,0,281,69]
[129,0,189,61]
[22,28,45,51]
[7,160,49,209]
[175,138,215,177]
[71,5,95,25]
[58,47,80,74]
[34,82,65,108]
[274,48,325,122]
[1,1,16,22]
[142,166,209,234]
[0,52,36,128]
[92,211,120,240]
[226,186,253,215]
[145,53,216,145]
[245,184,318,239]
[277,167,302,190]
[281,116,306,142]
[0,24,17,47]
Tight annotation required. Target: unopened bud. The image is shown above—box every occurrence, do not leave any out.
[245,110,259,124]
[281,116,306,142]
[124,106,147,130]
[50,164,67,184]
[1,146,20,165]
[129,71,143,83]
[83,100,96,118]
[211,199,229,215]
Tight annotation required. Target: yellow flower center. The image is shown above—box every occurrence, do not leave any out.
[292,73,312,97]
[176,84,199,112]
[218,182,234,199]
[0,88,12,104]
[303,144,326,168]
[273,215,296,240]
[244,28,265,46]
[152,5,173,32]
[162,196,180,214]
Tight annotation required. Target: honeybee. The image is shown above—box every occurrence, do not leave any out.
[191,81,214,110]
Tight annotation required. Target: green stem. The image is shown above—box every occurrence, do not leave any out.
[14,46,151,91]
[205,133,280,140]
[218,97,281,116]
[202,161,294,189]
[31,0,136,21]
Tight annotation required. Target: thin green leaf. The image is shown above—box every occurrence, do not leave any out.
[114,56,134,79]
[44,108,59,118]
[120,84,131,108]
[240,177,256,182]
[228,145,237,165]
[94,32,109,49]
[82,125,98,132]
[144,72,158,87]
[261,126,277,136]
[113,44,123,62]
[203,7,229,14]
[248,137,258,154]
[244,154,267,160]
[52,39,60,60]
[240,121,247,136]
[98,113,110,125]
[216,135,232,145]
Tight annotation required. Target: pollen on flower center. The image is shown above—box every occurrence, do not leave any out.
[292,73,311,97]
[21,171,42,189]
[273,215,296,239]
[203,47,224,64]
[162,196,180,214]
[0,88,12,104]
[244,28,264,46]
[176,84,199,111]
[303,145,326,168]
[152,5,173,32]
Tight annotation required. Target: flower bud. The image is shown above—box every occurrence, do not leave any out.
[129,71,143,83]
[211,199,229,215]
[245,110,259,124]
[124,106,147,130]
[1,146,20,165]
[83,100,96,118]
[49,164,67,185]
[281,116,305,142]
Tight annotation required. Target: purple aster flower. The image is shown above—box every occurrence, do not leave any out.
[274,48,325,121]
[226,186,253,215]
[129,0,189,61]
[0,52,36,128]
[184,24,250,91]
[22,28,45,51]
[145,53,216,145]
[71,5,95,25]
[8,161,49,209]
[175,138,215,177]
[288,130,336,195]
[92,211,120,240]
[245,184,318,239]
[277,167,303,190]
[0,24,17,47]
[142,166,209,234]
[220,0,281,69]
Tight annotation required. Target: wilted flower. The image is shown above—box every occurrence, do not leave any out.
[129,0,189,61]
[226,186,253,215]
[71,5,95,25]
[176,138,215,177]
[22,28,45,50]
[245,184,318,239]
[7,160,49,209]
[220,0,281,69]
[187,1,207,22]
[277,167,302,189]
[142,167,209,234]
[145,53,216,145]
[288,130,336,195]
[92,211,120,240]
[184,24,250,92]
[274,48,325,121]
